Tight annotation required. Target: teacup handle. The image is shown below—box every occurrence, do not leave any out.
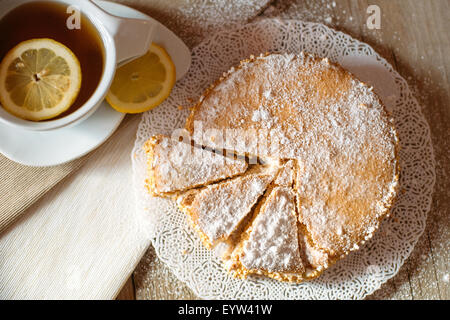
[89,1,156,65]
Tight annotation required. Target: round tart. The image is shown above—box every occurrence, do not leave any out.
[145,52,400,283]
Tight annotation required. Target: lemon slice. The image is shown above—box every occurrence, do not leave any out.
[0,38,81,121]
[106,43,176,113]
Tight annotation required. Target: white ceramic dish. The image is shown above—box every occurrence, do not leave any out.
[0,0,191,167]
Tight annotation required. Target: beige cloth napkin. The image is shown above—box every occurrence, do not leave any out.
[0,155,87,233]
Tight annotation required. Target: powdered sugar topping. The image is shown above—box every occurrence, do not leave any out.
[149,135,248,194]
[241,187,304,273]
[188,53,399,257]
[189,167,276,243]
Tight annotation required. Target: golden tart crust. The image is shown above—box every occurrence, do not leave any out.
[185,52,399,258]
[145,52,400,283]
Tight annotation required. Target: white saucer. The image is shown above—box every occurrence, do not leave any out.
[0,0,191,167]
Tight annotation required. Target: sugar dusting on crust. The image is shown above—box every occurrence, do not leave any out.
[186,53,400,260]
[148,52,400,283]
[240,187,304,274]
[179,166,278,244]
[145,135,248,195]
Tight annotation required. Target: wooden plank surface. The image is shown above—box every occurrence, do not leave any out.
[114,0,449,300]
[116,276,136,300]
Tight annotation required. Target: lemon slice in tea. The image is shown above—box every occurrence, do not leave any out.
[0,38,82,121]
[106,43,176,113]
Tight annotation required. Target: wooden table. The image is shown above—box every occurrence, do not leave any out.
[115,0,449,300]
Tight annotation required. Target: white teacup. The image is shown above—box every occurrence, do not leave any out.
[0,0,156,131]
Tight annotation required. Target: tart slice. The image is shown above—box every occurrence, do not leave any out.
[144,134,248,196]
[177,165,278,248]
[228,186,305,282]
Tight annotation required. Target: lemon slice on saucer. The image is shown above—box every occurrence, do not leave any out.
[0,38,82,121]
[106,43,176,113]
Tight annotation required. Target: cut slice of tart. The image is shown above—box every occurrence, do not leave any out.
[144,134,248,196]
[228,186,305,282]
[177,165,278,248]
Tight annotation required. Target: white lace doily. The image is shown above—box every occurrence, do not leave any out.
[131,19,435,300]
